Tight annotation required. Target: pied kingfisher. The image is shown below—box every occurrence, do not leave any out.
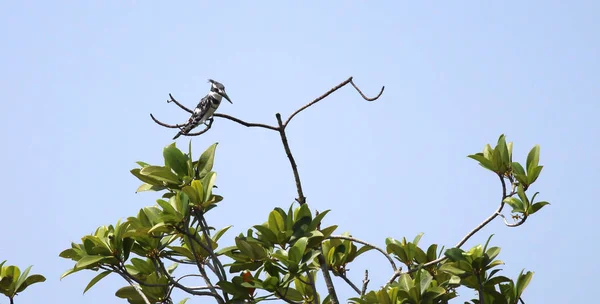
[173,79,232,140]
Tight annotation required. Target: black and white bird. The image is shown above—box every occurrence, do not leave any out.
[173,79,232,140]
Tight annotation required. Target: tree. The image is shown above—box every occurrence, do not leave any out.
[4,77,550,303]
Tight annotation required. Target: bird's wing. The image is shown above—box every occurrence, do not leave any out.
[175,95,211,138]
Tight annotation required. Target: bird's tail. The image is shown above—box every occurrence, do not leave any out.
[173,132,183,140]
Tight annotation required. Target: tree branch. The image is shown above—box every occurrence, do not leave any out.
[361,270,370,296]
[317,251,340,304]
[497,213,528,227]
[284,77,384,127]
[328,235,397,271]
[168,93,193,113]
[107,265,153,304]
[338,272,361,295]
[387,174,512,284]
[276,113,306,205]
[213,113,279,131]
[178,222,224,304]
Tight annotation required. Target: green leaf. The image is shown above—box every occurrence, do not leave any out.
[156,199,177,216]
[18,274,45,293]
[496,134,509,168]
[320,225,338,238]
[528,165,543,185]
[202,171,217,202]
[516,270,533,298]
[163,143,189,177]
[253,225,278,244]
[130,168,163,186]
[136,161,150,168]
[83,270,111,294]
[76,256,107,269]
[197,143,218,178]
[439,264,466,276]
[418,270,433,295]
[140,166,180,185]
[468,154,495,171]
[444,248,465,261]
[486,247,501,261]
[268,209,285,233]
[289,237,308,264]
[60,267,82,280]
[178,298,189,304]
[398,273,413,290]
[182,181,203,204]
[503,197,525,213]
[308,209,330,231]
[530,201,550,215]
[526,145,540,174]
[135,183,166,193]
[168,246,195,260]
[235,238,256,259]
[512,162,526,176]
[213,225,232,242]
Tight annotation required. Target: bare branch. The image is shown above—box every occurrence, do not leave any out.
[177,223,225,304]
[168,93,193,113]
[454,174,508,248]
[350,79,385,101]
[150,114,185,129]
[182,119,213,137]
[194,209,228,284]
[328,235,397,271]
[497,213,528,227]
[214,113,279,131]
[276,113,306,205]
[387,174,513,285]
[361,270,370,296]
[110,268,152,304]
[284,77,385,127]
[338,272,361,295]
[155,260,216,299]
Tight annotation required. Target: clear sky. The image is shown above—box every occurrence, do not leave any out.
[1,1,598,303]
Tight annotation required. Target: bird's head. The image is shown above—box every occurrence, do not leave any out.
[208,79,232,104]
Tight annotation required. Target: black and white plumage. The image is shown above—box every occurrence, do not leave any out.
[173,79,232,140]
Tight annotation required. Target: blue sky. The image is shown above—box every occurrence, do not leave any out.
[1,1,598,303]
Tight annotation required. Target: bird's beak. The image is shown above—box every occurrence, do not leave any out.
[221,91,232,104]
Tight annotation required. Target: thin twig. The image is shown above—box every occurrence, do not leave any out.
[284,77,385,127]
[387,174,511,284]
[361,270,369,296]
[329,235,397,271]
[276,113,306,205]
[150,114,185,128]
[168,93,193,113]
[194,209,228,286]
[338,273,361,295]
[497,213,528,227]
[214,113,279,131]
[114,271,152,304]
[155,260,215,299]
[179,222,224,304]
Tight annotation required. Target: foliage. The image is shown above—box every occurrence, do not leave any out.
[54,134,548,304]
[0,261,45,303]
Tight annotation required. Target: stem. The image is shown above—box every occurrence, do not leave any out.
[317,252,339,304]
[276,113,306,205]
[387,174,512,284]
[181,221,224,304]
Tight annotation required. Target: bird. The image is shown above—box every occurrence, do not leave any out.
[173,79,232,140]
